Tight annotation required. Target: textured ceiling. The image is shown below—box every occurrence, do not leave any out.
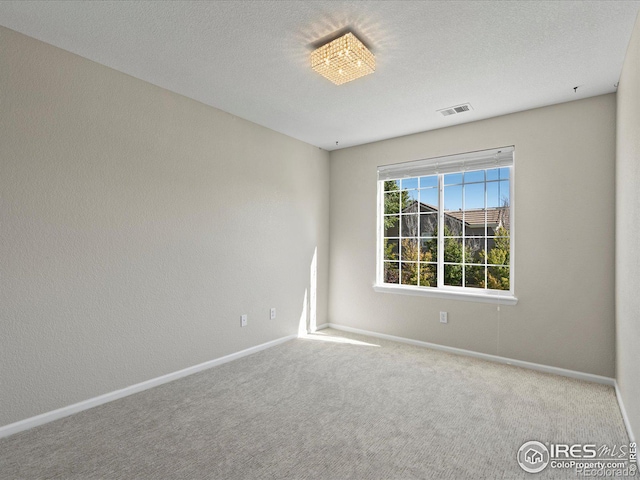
[1,1,639,150]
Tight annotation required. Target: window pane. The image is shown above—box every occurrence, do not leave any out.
[401,214,419,237]
[384,239,399,260]
[487,237,510,266]
[384,262,399,284]
[486,181,499,207]
[444,215,463,236]
[419,188,438,210]
[384,215,399,237]
[487,180,509,208]
[420,175,438,188]
[444,264,462,286]
[499,180,510,206]
[401,177,419,190]
[488,207,509,236]
[420,213,437,237]
[444,173,462,185]
[464,170,484,183]
[465,237,485,264]
[444,237,463,263]
[401,239,419,261]
[496,220,509,237]
[400,189,418,212]
[403,189,419,213]
[384,191,400,215]
[487,168,509,181]
[419,263,437,287]
[401,262,418,285]
[464,210,486,236]
[487,266,509,290]
[420,238,438,262]
[384,180,401,191]
[444,185,462,211]
[463,183,484,210]
[465,265,485,288]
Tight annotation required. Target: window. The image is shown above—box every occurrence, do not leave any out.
[376,147,516,304]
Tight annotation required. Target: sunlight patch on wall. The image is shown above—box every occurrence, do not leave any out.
[309,247,317,333]
[298,289,308,337]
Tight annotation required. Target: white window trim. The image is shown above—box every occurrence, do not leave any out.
[374,146,517,304]
[372,284,518,305]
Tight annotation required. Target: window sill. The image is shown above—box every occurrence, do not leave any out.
[373,284,518,305]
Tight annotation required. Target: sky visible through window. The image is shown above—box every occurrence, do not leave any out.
[391,168,510,211]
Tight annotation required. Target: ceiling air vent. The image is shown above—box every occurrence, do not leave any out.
[437,103,473,117]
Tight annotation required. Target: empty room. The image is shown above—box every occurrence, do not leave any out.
[1,1,639,478]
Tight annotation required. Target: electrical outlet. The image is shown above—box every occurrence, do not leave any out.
[440,311,448,324]
[270,308,276,320]
[241,314,247,327]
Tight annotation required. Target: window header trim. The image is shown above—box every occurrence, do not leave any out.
[378,146,514,181]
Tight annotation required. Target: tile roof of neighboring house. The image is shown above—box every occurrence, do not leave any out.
[404,201,510,230]
[446,208,509,229]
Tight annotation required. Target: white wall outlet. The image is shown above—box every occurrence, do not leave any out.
[440,311,448,324]
[241,314,247,327]
[270,307,276,320]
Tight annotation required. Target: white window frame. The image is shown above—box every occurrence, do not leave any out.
[374,146,517,305]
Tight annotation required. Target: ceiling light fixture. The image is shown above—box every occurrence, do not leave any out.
[311,32,375,85]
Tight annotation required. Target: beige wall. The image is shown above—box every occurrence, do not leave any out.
[616,12,640,441]
[329,94,616,377]
[0,27,330,427]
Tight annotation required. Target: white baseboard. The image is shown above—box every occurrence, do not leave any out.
[0,334,297,439]
[615,382,637,443]
[326,323,615,386]
[313,323,330,331]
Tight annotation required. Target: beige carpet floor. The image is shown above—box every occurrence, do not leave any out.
[0,328,630,479]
